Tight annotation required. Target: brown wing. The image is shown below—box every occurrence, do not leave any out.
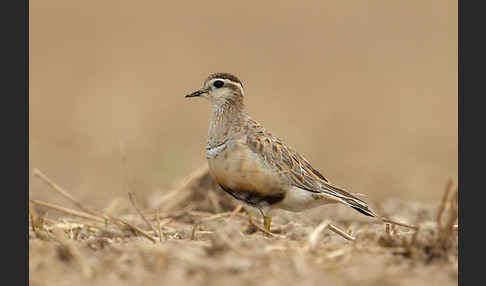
[246,129,376,217]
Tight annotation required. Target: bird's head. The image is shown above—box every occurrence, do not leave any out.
[186,73,244,108]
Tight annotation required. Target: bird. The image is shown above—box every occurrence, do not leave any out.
[185,72,376,233]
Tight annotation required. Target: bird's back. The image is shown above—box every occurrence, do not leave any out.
[240,115,376,216]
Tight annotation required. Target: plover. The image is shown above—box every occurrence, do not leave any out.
[186,72,376,232]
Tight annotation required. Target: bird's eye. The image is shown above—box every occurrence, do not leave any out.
[213,80,224,88]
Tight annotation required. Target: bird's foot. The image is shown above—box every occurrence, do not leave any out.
[263,215,272,237]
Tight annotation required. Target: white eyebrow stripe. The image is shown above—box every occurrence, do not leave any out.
[208,78,244,95]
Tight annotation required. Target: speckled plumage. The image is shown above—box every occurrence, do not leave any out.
[186,73,376,219]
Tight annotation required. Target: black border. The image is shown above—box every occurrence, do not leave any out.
[5,0,29,284]
[459,0,484,285]
[25,0,30,285]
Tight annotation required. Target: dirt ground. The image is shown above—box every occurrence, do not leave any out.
[29,1,457,285]
[29,167,458,286]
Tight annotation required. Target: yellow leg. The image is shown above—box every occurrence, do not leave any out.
[264,215,272,233]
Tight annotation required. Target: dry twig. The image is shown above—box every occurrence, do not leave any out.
[118,219,157,243]
[191,223,199,240]
[225,205,243,222]
[248,217,274,237]
[33,169,100,217]
[381,218,418,230]
[30,199,105,223]
[328,224,356,241]
[29,201,38,232]
[128,192,159,239]
[385,223,392,236]
[436,187,458,247]
[437,179,454,225]
[306,220,330,250]
[156,210,165,242]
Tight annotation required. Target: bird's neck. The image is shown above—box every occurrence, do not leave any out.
[207,100,246,148]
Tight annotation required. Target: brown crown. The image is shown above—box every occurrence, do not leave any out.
[207,73,243,87]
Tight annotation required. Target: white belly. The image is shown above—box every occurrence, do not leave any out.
[272,186,337,212]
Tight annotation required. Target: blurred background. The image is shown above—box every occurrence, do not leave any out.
[29,0,457,209]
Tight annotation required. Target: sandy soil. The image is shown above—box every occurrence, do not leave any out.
[29,168,458,286]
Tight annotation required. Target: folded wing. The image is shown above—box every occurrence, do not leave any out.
[246,131,376,217]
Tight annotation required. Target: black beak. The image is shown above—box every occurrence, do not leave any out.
[185,89,207,98]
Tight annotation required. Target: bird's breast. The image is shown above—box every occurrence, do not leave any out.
[207,141,285,197]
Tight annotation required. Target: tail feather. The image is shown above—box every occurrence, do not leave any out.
[320,183,377,217]
[342,198,376,217]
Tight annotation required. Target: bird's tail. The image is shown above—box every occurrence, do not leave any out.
[341,197,376,217]
[321,183,377,217]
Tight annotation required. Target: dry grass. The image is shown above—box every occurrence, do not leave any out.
[29,167,458,286]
